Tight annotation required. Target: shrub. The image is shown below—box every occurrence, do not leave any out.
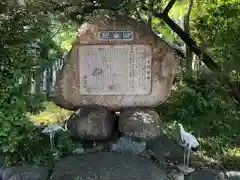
[0,2,73,166]
[0,93,48,166]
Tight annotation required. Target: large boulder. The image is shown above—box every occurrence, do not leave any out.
[119,108,162,140]
[52,15,179,110]
[49,152,168,180]
[67,106,117,141]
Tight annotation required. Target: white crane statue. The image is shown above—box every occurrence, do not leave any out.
[177,123,199,174]
[42,123,68,149]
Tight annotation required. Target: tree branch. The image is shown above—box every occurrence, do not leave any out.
[140,0,221,72]
[162,0,177,15]
[146,6,222,73]
[163,15,221,72]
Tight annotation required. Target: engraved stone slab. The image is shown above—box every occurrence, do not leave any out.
[79,44,152,95]
[52,15,179,110]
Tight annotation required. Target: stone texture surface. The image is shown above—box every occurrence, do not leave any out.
[147,134,184,163]
[2,166,49,180]
[52,15,179,110]
[185,169,219,180]
[167,169,184,180]
[118,108,162,140]
[72,143,105,155]
[67,106,116,141]
[49,152,168,180]
[110,136,146,154]
[218,171,240,180]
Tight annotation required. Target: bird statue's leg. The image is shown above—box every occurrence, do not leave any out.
[183,145,187,168]
[50,133,54,149]
[64,122,68,131]
[186,145,191,169]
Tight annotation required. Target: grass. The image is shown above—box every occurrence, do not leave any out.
[28,101,240,169]
[28,101,73,125]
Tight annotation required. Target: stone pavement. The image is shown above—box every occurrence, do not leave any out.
[1,150,239,180]
[0,136,239,180]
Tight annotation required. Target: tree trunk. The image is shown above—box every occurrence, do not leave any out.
[147,0,154,29]
[34,67,41,94]
[148,15,152,29]
[46,67,53,98]
[198,37,207,68]
[184,0,194,70]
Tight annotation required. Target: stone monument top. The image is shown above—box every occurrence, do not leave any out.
[53,15,179,110]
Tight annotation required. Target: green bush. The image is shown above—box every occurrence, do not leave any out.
[157,70,240,158]
[0,2,73,166]
[0,89,74,166]
[0,94,47,166]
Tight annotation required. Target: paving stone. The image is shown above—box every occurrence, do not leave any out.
[49,152,168,180]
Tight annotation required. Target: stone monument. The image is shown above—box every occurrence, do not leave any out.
[52,14,179,141]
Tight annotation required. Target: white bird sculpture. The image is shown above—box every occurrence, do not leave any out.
[42,123,68,149]
[177,123,199,170]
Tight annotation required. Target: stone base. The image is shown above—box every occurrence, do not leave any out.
[177,165,195,175]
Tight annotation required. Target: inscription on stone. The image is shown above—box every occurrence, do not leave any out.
[79,44,152,95]
[99,31,133,41]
